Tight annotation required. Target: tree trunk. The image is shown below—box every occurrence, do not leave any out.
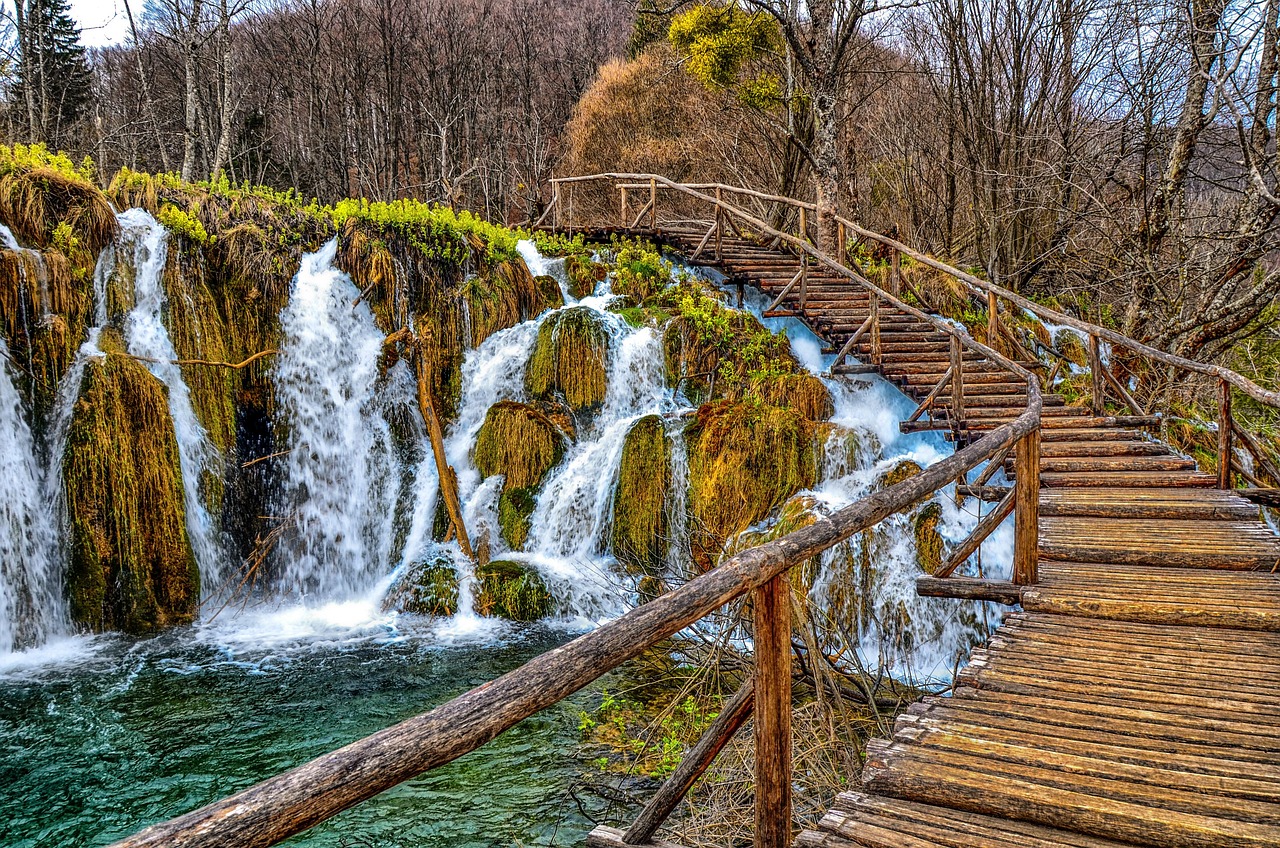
[180,0,206,182]
[811,72,841,254]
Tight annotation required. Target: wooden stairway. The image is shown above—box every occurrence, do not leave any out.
[654,225,1280,848]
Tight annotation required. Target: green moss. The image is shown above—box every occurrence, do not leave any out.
[533,274,566,311]
[332,197,519,265]
[498,487,539,551]
[383,556,460,616]
[877,459,923,489]
[753,371,834,421]
[685,400,817,570]
[526,306,610,417]
[611,415,671,577]
[475,559,553,621]
[913,501,944,574]
[63,330,198,634]
[1054,328,1088,367]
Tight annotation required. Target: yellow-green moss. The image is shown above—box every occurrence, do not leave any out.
[497,487,539,552]
[526,306,610,417]
[753,371,834,421]
[475,559,552,621]
[0,144,117,260]
[686,400,817,570]
[877,459,923,489]
[1054,328,1088,367]
[730,493,823,590]
[913,501,945,574]
[611,415,671,577]
[63,330,198,634]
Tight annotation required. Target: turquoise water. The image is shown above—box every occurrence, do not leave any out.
[0,615,597,848]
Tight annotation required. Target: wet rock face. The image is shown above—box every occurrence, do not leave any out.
[473,400,568,550]
[382,555,459,616]
[63,332,199,634]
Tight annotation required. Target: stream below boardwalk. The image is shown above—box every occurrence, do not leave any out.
[0,614,595,848]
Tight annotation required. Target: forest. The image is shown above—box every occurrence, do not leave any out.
[1,1,1279,847]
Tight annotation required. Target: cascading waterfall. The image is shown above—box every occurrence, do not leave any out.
[117,209,225,595]
[272,239,414,601]
[0,338,66,652]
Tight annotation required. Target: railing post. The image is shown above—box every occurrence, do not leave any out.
[986,290,998,345]
[870,293,881,365]
[1088,334,1106,416]
[754,572,791,848]
[837,220,846,266]
[715,186,724,261]
[649,177,657,231]
[890,245,901,296]
[619,186,628,230]
[799,207,808,244]
[1219,377,1233,489]
[950,335,965,423]
[1013,428,1041,585]
[552,182,560,230]
[799,253,808,311]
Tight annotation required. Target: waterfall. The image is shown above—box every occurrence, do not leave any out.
[0,338,66,652]
[117,209,225,595]
[272,239,411,601]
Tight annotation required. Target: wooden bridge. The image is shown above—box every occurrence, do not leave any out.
[110,177,1280,848]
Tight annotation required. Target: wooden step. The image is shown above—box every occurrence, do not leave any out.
[1038,470,1218,488]
[1035,456,1198,473]
[1039,441,1170,458]
[1039,487,1260,520]
[1038,516,1280,569]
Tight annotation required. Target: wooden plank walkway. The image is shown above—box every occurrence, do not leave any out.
[647,225,1280,848]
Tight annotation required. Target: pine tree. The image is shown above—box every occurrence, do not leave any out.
[12,0,94,148]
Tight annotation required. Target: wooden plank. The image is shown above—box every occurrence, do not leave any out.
[755,573,792,848]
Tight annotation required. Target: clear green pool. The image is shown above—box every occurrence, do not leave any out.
[0,611,597,848]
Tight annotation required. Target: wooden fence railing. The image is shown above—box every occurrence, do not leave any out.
[107,182,1044,848]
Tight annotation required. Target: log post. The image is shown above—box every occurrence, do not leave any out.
[1089,334,1107,416]
[552,182,560,230]
[649,178,657,230]
[715,186,724,261]
[619,187,628,230]
[837,220,846,266]
[869,293,882,365]
[1218,378,1233,489]
[799,253,808,311]
[754,573,791,848]
[799,207,808,244]
[1013,428,1040,585]
[949,336,965,423]
[890,246,901,296]
[623,679,755,845]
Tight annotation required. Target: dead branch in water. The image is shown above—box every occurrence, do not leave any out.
[120,349,278,369]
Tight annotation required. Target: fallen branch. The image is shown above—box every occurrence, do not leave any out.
[122,349,279,370]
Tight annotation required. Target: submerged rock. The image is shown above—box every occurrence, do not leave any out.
[63,330,199,634]
[876,459,923,489]
[611,415,671,577]
[475,559,552,621]
[526,306,610,417]
[913,501,945,574]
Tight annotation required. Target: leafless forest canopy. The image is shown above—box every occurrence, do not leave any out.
[5,0,1280,361]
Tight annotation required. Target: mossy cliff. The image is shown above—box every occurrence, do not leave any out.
[62,330,198,633]
[474,401,568,549]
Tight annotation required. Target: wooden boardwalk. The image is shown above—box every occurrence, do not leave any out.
[651,225,1280,848]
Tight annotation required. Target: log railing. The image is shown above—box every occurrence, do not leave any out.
[108,180,1045,848]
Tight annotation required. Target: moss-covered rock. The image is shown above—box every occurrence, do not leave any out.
[876,459,923,489]
[686,400,817,570]
[611,415,671,577]
[1054,328,1088,367]
[382,556,460,616]
[63,330,198,634]
[475,559,552,621]
[565,253,605,299]
[754,372,834,421]
[474,401,567,549]
[526,306,610,417]
[534,274,566,311]
[913,501,945,574]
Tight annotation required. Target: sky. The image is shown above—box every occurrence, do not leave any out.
[69,0,131,48]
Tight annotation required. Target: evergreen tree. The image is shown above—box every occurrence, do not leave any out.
[12,0,94,148]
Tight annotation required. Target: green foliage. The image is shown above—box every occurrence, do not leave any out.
[609,240,675,301]
[524,229,590,258]
[0,142,94,181]
[157,203,211,245]
[580,686,722,777]
[669,3,780,108]
[332,197,518,265]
